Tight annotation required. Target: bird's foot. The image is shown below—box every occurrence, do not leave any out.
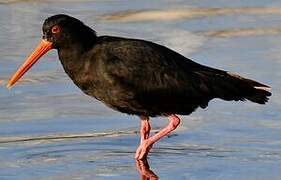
[135,114,180,159]
[135,139,153,160]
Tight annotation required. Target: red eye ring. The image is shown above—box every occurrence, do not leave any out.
[51,25,60,34]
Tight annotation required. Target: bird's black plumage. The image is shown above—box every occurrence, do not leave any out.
[7,14,272,160]
[43,14,271,117]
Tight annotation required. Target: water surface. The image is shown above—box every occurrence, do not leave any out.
[0,0,280,179]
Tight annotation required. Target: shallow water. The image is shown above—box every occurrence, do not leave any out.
[0,0,280,179]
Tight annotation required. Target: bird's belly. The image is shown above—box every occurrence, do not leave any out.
[78,82,143,114]
[75,78,200,117]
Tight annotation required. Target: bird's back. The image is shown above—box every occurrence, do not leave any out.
[78,36,211,116]
[67,36,270,116]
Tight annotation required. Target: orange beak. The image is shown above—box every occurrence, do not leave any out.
[6,39,53,89]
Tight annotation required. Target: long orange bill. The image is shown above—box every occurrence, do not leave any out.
[6,39,53,89]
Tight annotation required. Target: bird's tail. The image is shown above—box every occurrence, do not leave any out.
[198,69,272,104]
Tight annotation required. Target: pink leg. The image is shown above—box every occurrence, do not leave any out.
[135,114,180,160]
[140,116,151,143]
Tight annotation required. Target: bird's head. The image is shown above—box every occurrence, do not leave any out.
[42,14,96,48]
[6,14,96,88]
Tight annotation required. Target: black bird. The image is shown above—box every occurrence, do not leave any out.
[7,14,271,159]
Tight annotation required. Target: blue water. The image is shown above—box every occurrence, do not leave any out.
[0,0,280,179]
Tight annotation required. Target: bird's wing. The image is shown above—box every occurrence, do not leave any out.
[102,39,212,113]
[99,37,270,116]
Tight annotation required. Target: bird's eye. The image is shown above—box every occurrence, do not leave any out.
[51,25,61,34]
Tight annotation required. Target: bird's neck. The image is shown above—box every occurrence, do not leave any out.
[58,43,84,65]
[58,28,98,79]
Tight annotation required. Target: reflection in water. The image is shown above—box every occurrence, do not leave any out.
[0,129,139,144]
[0,71,66,86]
[2,129,281,179]
[100,7,281,22]
[0,0,280,179]
[201,27,281,38]
[136,159,158,180]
